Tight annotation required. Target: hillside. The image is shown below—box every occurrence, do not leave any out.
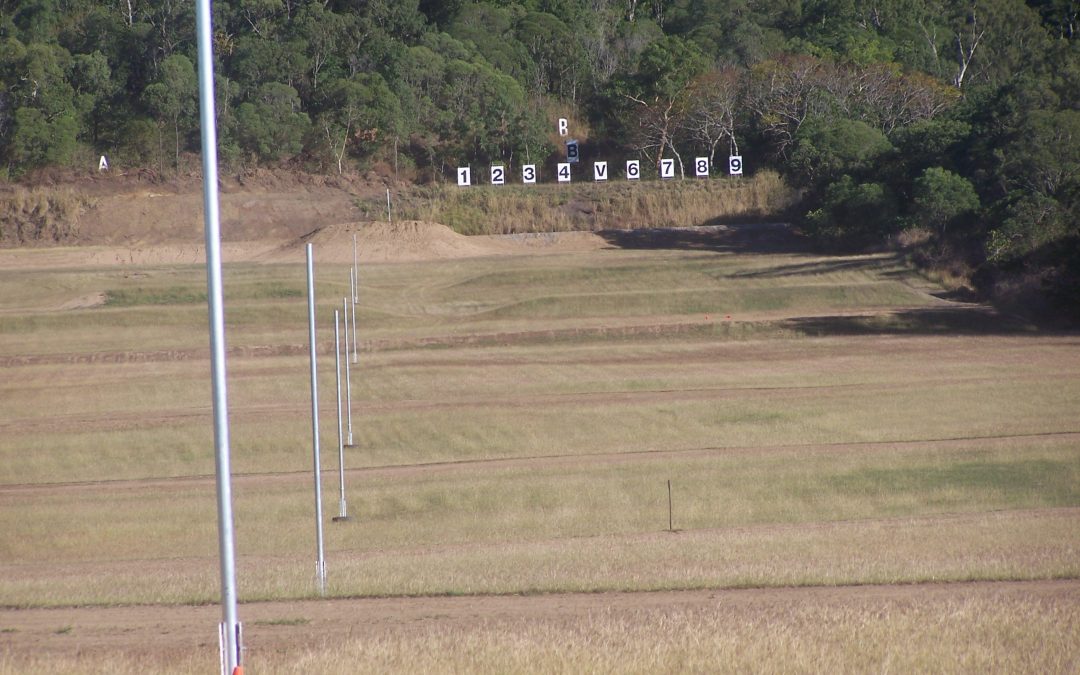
[1,0,1077,316]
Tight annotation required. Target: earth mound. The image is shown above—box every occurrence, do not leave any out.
[266,221,506,264]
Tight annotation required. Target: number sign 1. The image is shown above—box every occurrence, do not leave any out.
[490,165,505,185]
[626,160,640,180]
[522,164,537,184]
[660,158,675,179]
[695,157,709,178]
[594,161,608,181]
[729,155,743,176]
[457,167,471,186]
[557,163,571,183]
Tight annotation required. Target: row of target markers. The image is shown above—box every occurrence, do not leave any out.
[456,155,744,186]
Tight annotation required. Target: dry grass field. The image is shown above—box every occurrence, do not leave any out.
[1,220,1078,673]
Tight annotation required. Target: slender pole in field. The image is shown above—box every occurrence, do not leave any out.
[352,266,360,362]
[386,187,392,224]
[333,310,348,521]
[352,233,358,303]
[306,243,326,593]
[194,0,241,671]
[667,479,673,532]
[350,267,358,364]
[343,297,354,446]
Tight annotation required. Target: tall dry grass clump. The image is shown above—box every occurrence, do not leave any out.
[389,171,798,235]
[0,187,93,245]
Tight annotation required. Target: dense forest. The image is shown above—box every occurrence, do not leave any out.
[1,0,1078,315]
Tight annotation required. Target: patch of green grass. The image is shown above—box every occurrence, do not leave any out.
[253,617,310,626]
[105,286,208,307]
[824,458,1080,508]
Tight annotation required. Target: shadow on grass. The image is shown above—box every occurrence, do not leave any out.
[731,255,903,279]
[782,307,1036,336]
[598,223,812,255]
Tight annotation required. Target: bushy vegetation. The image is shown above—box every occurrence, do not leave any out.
[0,0,1078,315]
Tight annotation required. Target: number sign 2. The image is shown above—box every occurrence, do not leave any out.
[490,165,505,185]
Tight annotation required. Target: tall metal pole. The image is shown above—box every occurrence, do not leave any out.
[350,268,358,364]
[333,310,348,521]
[306,244,326,593]
[386,187,392,224]
[343,297,354,446]
[194,1,241,672]
[352,233,358,303]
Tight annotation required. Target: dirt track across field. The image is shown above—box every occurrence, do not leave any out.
[1,580,1076,661]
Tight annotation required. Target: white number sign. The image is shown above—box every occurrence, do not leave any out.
[490,165,505,185]
[457,167,471,186]
[522,164,537,184]
[695,157,709,178]
[729,155,743,176]
[660,158,675,179]
[594,161,608,181]
[626,160,640,180]
[557,163,571,183]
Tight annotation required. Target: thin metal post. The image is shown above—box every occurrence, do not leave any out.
[352,233,358,303]
[386,187,392,223]
[195,0,240,671]
[349,267,356,315]
[667,479,673,532]
[306,243,326,594]
[333,310,348,521]
[343,297,354,446]
[350,268,358,364]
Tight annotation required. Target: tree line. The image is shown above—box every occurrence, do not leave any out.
[1,0,1078,314]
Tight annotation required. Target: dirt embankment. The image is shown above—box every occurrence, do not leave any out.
[0,168,387,248]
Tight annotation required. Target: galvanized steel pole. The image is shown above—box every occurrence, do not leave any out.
[306,244,326,593]
[333,310,348,520]
[350,268,358,364]
[194,1,241,672]
[343,297,354,446]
